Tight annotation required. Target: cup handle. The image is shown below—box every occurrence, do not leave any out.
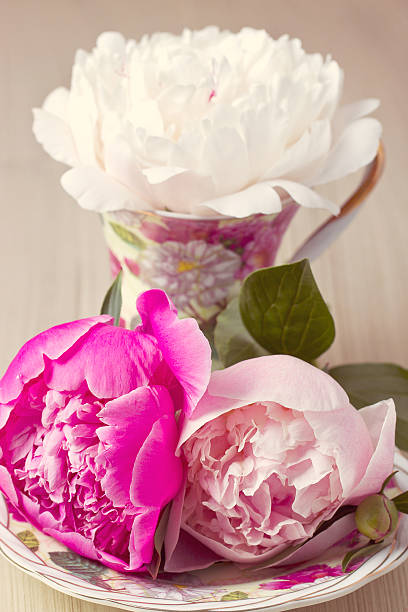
[288,142,385,263]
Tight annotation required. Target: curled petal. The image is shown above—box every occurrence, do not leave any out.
[262,119,332,182]
[143,168,215,215]
[273,513,358,568]
[346,399,396,505]
[164,527,222,572]
[45,324,161,399]
[136,289,211,415]
[97,386,174,507]
[168,356,394,571]
[179,355,350,446]
[33,111,78,167]
[312,117,382,185]
[265,179,339,215]
[61,166,147,212]
[33,29,381,218]
[0,316,111,407]
[129,508,161,569]
[130,412,183,508]
[333,98,380,137]
[201,182,283,218]
[304,404,373,498]
[32,87,79,167]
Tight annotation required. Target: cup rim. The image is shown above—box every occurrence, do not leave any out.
[107,195,295,223]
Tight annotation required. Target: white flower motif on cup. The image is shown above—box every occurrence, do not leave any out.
[139,240,241,312]
[33,28,381,218]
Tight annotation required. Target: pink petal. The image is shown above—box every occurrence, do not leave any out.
[164,528,221,572]
[97,386,174,507]
[346,399,396,505]
[179,356,350,446]
[130,413,183,508]
[43,527,100,563]
[45,324,161,399]
[303,407,373,499]
[274,514,358,568]
[0,317,112,407]
[129,508,161,569]
[164,473,187,567]
[136,289,211,416]
[0,466,19,505]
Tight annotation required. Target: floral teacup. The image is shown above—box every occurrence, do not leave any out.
[103,145,384,329]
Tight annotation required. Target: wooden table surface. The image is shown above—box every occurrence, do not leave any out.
[1,0,407,610]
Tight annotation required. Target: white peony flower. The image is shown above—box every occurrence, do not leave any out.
[33,27,382,218]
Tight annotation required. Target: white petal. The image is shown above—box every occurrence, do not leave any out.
[144,136,181,166]
[61,166,145,212]
[201,182,282,218]
[312,117,382,185]
[128,99,164,136]
[147,171,215,214]
[333,98,380,135]
[68,67,99,166]
[201,127,250,195]
[263,120,332,183]
[242,105,288,178]
[96,31,126,54]
[104,137,152,200]
[142,167,186,184]
[42,87,70,120]
[105,138,216,214]
[32,108,78,166]
[266,179,339,214]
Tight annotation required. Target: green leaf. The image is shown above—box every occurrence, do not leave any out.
[17,530,39,551]
[380,471,399,494]
[328,363,408,450]
[239,259,335,362]
[314,505,356,536]
[342,541,387,572]
[49,551,106,585]
[221,591,249,601]
[214,298,268,367]
[392,491,408,514]
[246,543,304,572]
[100,270,123,326]
[109,222,145,249]
[146,504,171,579]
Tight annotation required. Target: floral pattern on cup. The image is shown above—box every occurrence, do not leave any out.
[139,240,241,314]
[103,203,298,326]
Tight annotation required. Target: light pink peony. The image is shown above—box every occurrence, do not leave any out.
[165,355,395,571]
[0,289,211,572]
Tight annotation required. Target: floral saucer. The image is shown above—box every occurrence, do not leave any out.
[1,452,407,612]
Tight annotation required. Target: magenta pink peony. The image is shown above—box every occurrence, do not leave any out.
[165,355,395,571]
[0,289,211,572]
